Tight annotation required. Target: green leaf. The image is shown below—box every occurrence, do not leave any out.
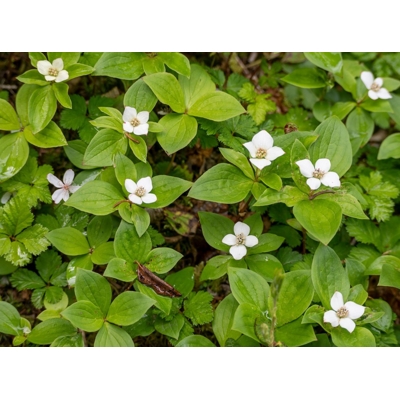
[158,52,191,77]
[361,99,393,113]
[219,147,254,180]
[212,294,240,346]
[308,116,352,177]
[23,122,67,148]
[281,68,327,88]
[129,136,148,163]
[10,269,44,290]
[254,186,308,207]
[94,322,134,347]
[331,327,376,347]
[145,175,192,209]
[318,192,368,219]
[275,270,314,327]
[87,215,112,248]
[136,282,172,315]
[346,107,374,153]
[91,242,115,265]
[48,52,80,67]
[304,52,343,74]
[201,256,245,281]
[378,262,400,290]
[0,99,20,130]
[0,301,21,335]
[107,292,155,326]
[378,133,400,160]
[0,132,29,182]
[65,180,124,215]
[46,227,90,256]
[228,267,269,311]
[145,247,183,274]
[188,91,245,121]
[75,269,112,317]
[184,291,213,326]
[17,70,48,86]
[154,313,185,340]
[1,197,33,236]
[231,303,263,342]
[114,220,152,264]
[260,172,282,191]
[64,140,93,170]
[246,254,285,282]
[94,52,145,80]
[142,56,165,74]
[275,317,316,347]
[346,219,381,249]
[157,113,198,154]
[66,63,95,80]
[104,258,137,282]
[143,72,185,113]
[247,233,284,255]
[52,83,71,108]
[28,319,76,345]
[115,152,137,186]
[28,86,57,133]
[61,301,104,332]
[175,335,215,347]
[128,205,149,237]
[165,267,194,298]
[331,102,356,120]
[311,244,350,309]
[16,83,40,126]
[124,79,158,112]
[293,199,342,245]
[188,163,253,204]
[51,334,84,347]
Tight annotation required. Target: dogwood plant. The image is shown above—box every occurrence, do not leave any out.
[37,58,69,83]
[243,130,285,170]
[122,107,149,135]
[323,291,365,333]
[47,169,80,204]
[296,158,340,190]
[125,177,157,205]
[222,221,258,260]
[361,71,392,100]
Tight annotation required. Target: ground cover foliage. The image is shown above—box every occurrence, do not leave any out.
[1,52,400,347]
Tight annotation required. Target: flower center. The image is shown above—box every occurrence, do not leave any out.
[63,184,70,191]
[256,148,267,158]
[370,82,380,92]
[236,233,246,245]
[136,186,146,197]
[336,306,349,318]
[130,118,141,127]
[48,67,59,77]
[312,169,325,179]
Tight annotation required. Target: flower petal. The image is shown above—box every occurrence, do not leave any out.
[45,75,56,81]
[138,176,153,192]
[1,192,12,204]
[123,121,134,133]
[339,317,356,333]
[306,178,321,190]
[222,234,237,246]
[243,141,257,158]
[320,171,341,188]
[62,189,70,202]
[374,77,383,87]
[133,123,149,135]
[377,88,392,99]
[345,302,365,320]
[55,70,69,83]
[123,106,137,122]
[52,58,64,70]
[368,89,379,100]
[315,158,331,173]
[323,310,340,327]
[125,179,137,194]
[252,130,273,150]
[361,71,374,89]
[47,173,64,188]
[245,235,258,247]
[141,193,157,204]
[295,159,314,178]
[266,146,285,161]
[249,158,271,170]
[37,60,52,75]
[128,193,142,205]
[234,221,250,237]
[69,185,80,193]
[52,188,66,204]
[230,244,247,260]
[330,291,344,311]
[63,169,75,185]
[137,111,150,124]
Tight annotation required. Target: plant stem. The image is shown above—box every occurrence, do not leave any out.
[309,189,335,200]
[124,132,140,144]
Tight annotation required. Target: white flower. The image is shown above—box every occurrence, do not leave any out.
[361,71,392,100]
[47,169,80,204]
[243,130,285,170]
[222,221,258,260]
[1,192,12,204]
[22,326,31,335]
[123,107,149,135]
[37,58,69,83]
[125,177,157,205]
[323,291,365,333]
[295,158,340,190]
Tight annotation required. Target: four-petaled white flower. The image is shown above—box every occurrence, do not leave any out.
[47,169,80,204]
[361,71,392,100]
[37,58,69,83]
[123,107,149,135]
[296,158,340,190]
[222,222,258,260]
[243,130,285,170]
[125,177,157,205]
[323,291,365,333]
